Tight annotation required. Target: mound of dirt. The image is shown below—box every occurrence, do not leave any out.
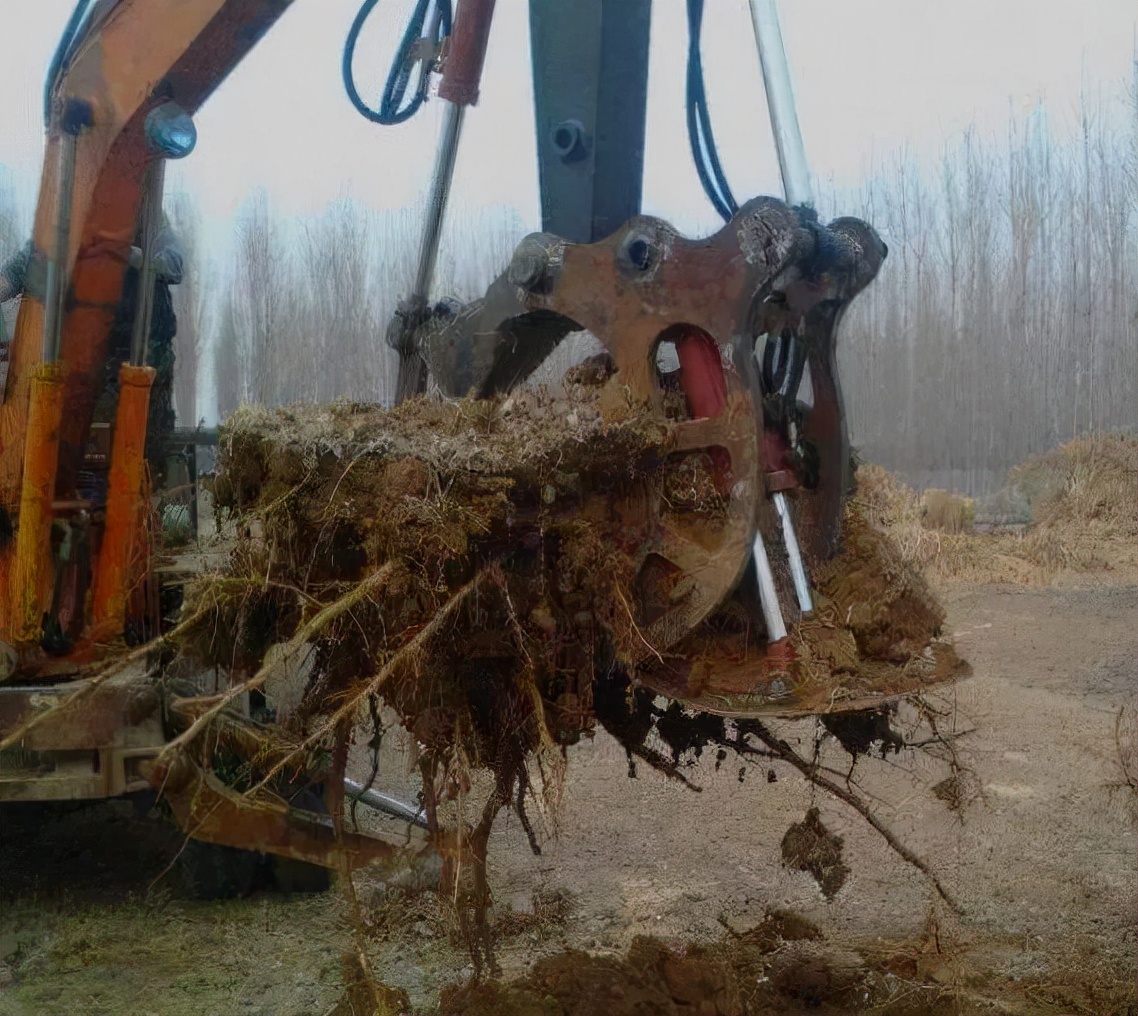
[438,918,852,1016]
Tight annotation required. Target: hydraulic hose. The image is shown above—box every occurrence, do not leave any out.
[686,0,738,222]
[342,0,453,126]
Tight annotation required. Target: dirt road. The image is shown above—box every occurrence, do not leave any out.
[1,581,1135,1014]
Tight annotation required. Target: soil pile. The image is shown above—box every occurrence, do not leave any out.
[438,908,1102,1016]
[439,911,856,1016]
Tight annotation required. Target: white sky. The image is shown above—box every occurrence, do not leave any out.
[0,0,1135,240]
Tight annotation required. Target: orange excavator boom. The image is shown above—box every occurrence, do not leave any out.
[0,0,295,653]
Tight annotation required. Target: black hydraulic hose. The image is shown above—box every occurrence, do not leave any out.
[686,0,738,222]
[342,0,452,126]
[43,0,92,127]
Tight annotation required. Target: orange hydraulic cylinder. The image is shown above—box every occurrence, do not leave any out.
[91,363,155,642]
[5,363,66,645]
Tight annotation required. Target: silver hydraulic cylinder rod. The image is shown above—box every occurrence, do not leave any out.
[412,100,465,302]
[42,131,79,364]
[749,0,816,620]
[774,490,813,613]
[751,529,787,643]
[345,777,429,828]
[747,0,812,207]
[129,160,166,366]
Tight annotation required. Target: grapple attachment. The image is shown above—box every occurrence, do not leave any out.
[422,197,957,717]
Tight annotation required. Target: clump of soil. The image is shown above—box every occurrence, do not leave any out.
[440,911,869,1015]
[780,806,850,899]
[931,769,983,812]
[493,887,577,941]
[632,485,966,717]
[813,498,947,663]
[820,706,904,758]
[163,379,962,973]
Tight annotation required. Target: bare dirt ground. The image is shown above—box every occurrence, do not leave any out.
[1,574,1134,1015]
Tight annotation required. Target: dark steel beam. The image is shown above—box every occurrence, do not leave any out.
[529,0,651,244]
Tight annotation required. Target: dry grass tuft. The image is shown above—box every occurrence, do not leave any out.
[921,489,975,534]
[854,432,1137,585]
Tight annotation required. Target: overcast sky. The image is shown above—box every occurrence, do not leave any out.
[0,0,1135,240]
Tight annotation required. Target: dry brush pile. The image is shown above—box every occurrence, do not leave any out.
[857,431,1138,585]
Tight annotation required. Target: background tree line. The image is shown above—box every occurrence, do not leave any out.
[821,76,1137,493]
[1,79,1134,496]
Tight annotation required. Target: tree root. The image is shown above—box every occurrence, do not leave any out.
[160,562,396,762]
[737,718,964,914]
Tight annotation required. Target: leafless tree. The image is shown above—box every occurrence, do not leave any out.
[214,292,244,420]
[825,79,1138,494]
[229,188,297,407]
[218,191,526,410]
[167,189,207,428]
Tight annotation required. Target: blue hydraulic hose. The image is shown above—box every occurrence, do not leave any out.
[686,0,739,222]
[342,0,453,126]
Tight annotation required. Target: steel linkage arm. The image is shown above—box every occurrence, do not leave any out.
[418,197,885,710]
[151,756,432,872]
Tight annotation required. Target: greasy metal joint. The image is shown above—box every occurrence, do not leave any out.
[507,237,553,291]
[152,762,431,872]
[617,228,660,275]
[143,102,196,159]
[58,97,94,135]
[386,298,427,357]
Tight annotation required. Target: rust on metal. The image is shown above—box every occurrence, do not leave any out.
[151,756,431,871]
[420,197,890,708]
[0,669,161,752]
[438,0,498,107]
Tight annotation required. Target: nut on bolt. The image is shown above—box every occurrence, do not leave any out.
[550,118,587,162]
[508,238,551,290]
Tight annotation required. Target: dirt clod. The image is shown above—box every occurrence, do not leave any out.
[766,939,866,1008]
[780,807,850,899]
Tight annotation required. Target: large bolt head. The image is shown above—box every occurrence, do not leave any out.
[508,239,551,290]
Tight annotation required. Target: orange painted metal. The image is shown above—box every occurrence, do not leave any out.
[91,363,155,642]
[5,363,65,645]
[0,0,295,652]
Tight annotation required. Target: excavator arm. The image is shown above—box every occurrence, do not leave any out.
[0,0,295,651]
